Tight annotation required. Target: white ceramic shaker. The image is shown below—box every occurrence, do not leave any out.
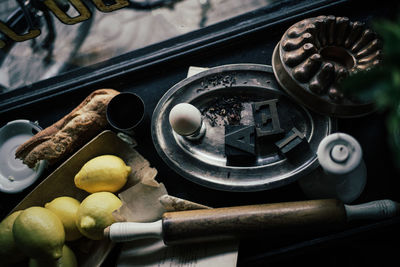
[299,132,367,204]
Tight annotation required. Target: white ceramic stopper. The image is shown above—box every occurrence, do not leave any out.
[330,144,349,163]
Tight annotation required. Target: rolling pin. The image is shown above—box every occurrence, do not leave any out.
[104,199,399,245]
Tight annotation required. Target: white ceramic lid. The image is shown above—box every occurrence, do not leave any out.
[0,120,46,193]
[317,132,363,175]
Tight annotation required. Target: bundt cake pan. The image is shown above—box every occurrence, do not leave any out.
[272,15,382,118]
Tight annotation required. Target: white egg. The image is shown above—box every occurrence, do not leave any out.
[169,103,202,136]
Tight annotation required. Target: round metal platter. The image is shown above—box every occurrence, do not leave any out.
[152,64,335,192]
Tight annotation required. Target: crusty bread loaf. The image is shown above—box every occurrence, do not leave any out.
[15,89,120,168]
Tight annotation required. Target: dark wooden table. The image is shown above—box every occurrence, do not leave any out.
[1,0,399,266]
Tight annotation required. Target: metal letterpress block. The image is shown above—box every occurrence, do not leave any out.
[275,127,309,159]
[252,99,284,140]
[225,125,256,166]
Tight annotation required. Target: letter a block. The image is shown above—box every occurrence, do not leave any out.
[225,125,256,166]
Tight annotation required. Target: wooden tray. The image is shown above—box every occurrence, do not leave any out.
[11,130,145,267]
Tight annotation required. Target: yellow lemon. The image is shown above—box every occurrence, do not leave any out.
[45,197,82,241]
[29,244,78,267]
[13,207,65,260]
[76,192,122,240]
[74,155,131,193]
[0,210,27,265]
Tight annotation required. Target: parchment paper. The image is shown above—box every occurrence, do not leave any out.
[114,172,238,267]
[115,178,168,222]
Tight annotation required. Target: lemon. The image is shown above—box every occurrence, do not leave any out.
[76,192,122,240]
[74,155,131,193]
[13,206,65,260]
[0,210,27,265]
[45,196,82,241]
[29,244,78,267]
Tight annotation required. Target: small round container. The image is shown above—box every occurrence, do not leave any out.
[106,92,146,136]
[0,120,46,193]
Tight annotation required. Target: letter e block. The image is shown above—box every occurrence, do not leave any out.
[252,99,284,139]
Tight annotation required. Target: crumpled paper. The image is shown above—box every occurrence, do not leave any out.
[114,175,211,223]
[113,142,210,223]
[113,176,239,267]
[115,178,168,222]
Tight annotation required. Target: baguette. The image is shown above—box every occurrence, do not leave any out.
[15,89,120,168]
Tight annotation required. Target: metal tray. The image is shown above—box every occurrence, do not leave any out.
[152,64,335,191]
[9,131,148,267]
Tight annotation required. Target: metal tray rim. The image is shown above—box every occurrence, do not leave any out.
[151,63,335,192]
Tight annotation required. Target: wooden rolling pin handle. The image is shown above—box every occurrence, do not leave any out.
[345,199,400,222]
[105,220,162,242]
[162,199,346,245]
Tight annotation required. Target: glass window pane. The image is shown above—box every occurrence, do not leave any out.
[0,0,275,93]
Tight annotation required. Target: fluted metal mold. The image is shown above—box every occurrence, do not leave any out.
[272,15,383,118]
